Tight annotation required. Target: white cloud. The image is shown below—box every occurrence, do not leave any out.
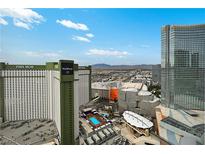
[56,19,89,31]
[24,51,62,58]
[0,8,44,29]
[13,19,30,30]
[86,33,94,38]
[72,36,91,42]
[0,17,8,25]
[86,49,128,57]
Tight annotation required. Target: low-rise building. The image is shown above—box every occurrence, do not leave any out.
[0,119,59,145]
[155,104,205,145]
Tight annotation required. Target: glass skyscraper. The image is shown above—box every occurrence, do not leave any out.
[161,24,205,110]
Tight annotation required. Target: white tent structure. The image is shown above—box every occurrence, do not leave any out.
[123,111,153,129]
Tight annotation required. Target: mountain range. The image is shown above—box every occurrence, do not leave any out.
[92,63,160,70]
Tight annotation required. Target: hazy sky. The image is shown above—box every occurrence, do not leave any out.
[0,8,205,65]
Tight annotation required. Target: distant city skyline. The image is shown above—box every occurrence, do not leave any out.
[0,8,205,65]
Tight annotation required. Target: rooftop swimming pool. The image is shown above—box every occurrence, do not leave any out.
[89,117,101,125]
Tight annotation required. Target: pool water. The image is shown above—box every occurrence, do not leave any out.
[89,117,101,125]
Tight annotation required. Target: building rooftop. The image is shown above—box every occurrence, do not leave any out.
[121,82,143,90]
[92,82,109,90]
[138,90,152,96]
[80,118,94,135]
[161,117,204,137]
[92,82,148,92]
[156,104,205,127]
[155,105,205,144]
[123,111,153,129]
[0,119,59,145]
[114,122,160,145]
[121,88,138,92]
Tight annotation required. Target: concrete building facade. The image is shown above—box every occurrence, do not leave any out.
[78,66,92,106]
[0,60,91,145]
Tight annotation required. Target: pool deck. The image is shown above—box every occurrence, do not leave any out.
[85,113,107,129]
[89,117,101,125]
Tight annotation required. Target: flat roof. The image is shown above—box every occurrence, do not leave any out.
[121,88,138,92]
[0,119,59,145]
[156,104,205,127]
[92,82,109,90]
[0,61,89,71]
[121,82,143,89]
[79,118,93,134]
[161,117,204,137]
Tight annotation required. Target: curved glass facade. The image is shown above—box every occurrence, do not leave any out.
[161,24,205,110]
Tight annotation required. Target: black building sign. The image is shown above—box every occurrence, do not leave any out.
[61,63,73,75]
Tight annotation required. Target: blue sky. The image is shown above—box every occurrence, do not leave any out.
[0,8,205,65]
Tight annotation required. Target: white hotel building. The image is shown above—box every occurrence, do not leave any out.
[0,60,92,145]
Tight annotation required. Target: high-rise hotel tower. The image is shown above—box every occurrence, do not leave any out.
[161,24,205,110]
[0,60,92,144]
